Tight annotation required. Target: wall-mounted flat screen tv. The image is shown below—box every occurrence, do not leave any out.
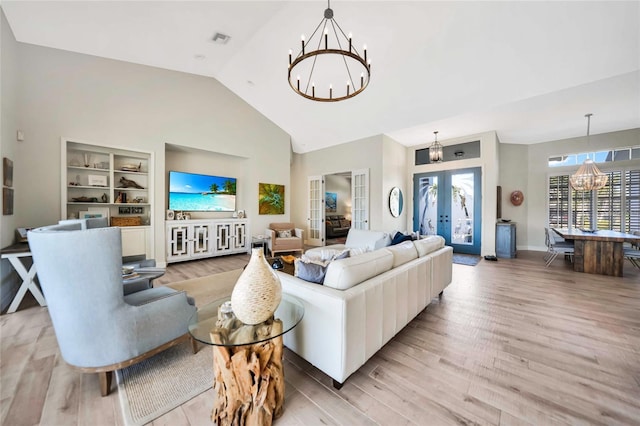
[169,171,237,212]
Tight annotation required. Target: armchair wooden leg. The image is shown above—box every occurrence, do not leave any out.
[98,371,113,397]
[190,336,199,354]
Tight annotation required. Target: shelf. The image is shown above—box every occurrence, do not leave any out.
[67,202,110,205]
[114,187,146,191]
[68,185,109,189]
[114,170,148,175]
[68,166,109,172]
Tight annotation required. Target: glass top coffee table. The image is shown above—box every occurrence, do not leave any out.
[188,294,304,425]
[188,293,304,345]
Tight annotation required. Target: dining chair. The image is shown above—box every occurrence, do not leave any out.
[544,227,574,267]
[624,230,640,269]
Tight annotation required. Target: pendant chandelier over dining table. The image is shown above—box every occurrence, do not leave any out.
[288,0,371,102]
[569,114,609,191]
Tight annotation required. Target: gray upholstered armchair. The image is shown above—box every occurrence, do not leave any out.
[28,224,196,396]
[59,217,165,294]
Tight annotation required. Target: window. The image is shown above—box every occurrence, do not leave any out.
[548,146,640,167]
[548,168,639,231]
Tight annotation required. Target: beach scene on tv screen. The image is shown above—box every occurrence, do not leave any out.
[169,171,236,211]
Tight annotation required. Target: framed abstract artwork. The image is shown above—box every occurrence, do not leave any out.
[325,192,337,212]
[3,187,14,215]
[3,157,13,187]
[258,183,285,215]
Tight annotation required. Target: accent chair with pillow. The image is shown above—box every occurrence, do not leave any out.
[266,222,304,256]
[28,223,197,396]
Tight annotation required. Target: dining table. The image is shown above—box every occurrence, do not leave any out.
[552,228,640,277]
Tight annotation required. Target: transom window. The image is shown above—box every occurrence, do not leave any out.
[548,146,640,168]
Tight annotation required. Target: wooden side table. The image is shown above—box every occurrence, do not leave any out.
[1,243,47,313]
[188,294,304,425]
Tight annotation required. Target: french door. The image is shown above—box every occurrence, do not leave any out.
[414,167,482,254]
[307,175,324,246]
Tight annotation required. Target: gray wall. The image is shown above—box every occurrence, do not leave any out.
[520,128,640,250]
[1,10,20,311]
[3,39,290,271]
[290,134,385,239]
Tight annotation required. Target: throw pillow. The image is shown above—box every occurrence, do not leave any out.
[295,260,327,284]
[277,229,293,238]
[334,249,350,260]
[391,231,413,246]
[339,220,351,228]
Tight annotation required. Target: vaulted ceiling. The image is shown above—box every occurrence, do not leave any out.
[3,1,638,153]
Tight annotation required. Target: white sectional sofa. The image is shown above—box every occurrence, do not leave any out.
[278,231,453,388]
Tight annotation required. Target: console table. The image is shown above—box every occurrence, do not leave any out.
[189,294,304,425]
[1,243,47,313]
[166,218,248,263]
[552,228,640,277]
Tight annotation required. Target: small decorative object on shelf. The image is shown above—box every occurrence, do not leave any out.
[120,162,142,172]
[117,176,144,189]
[231,248,282,325]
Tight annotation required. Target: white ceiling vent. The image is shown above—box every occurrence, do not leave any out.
[212,32,231,45]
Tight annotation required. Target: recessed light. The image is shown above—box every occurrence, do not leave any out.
[194,54,206,60]
[212,32,231,45]
[247,80,255,86]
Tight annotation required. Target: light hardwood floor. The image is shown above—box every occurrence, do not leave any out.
[2,251,639,425]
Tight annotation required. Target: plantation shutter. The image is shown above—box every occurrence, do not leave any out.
[626,169,640,232]
[596,171,622,231]
[548,175,569,227]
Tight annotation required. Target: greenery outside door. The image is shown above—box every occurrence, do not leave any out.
[414,167,482,254]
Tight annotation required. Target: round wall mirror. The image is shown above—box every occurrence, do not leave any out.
[389,187,403,217]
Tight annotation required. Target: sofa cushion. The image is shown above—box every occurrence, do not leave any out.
[345,229,391,251]
[323,249,394,290]
[303,248,349,263]
[384,240,419,267]
[414,235,445,257]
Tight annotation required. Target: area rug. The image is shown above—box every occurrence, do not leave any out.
[166,268,243,307]
[116,343,213,426]
[116,269,243,425]
[452,253,482,266]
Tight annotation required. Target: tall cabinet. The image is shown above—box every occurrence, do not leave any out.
[61,138,154,258]
[496,222,517,258]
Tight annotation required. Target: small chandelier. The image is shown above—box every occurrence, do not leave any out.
[569,114,609,191]
[429,131,443,163]
[288,0,371,102]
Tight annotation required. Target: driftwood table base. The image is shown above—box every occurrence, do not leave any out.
[210,319,285,426]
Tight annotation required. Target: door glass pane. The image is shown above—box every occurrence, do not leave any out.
[308,178,321,240]
[352,170,369,230]
[417,176,438,235]
[451,173,474,245]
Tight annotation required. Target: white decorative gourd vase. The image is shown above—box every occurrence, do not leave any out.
[231,248,282,325]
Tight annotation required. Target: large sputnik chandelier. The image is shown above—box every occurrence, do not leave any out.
[569,114,609,191]
[288,0,371,102]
